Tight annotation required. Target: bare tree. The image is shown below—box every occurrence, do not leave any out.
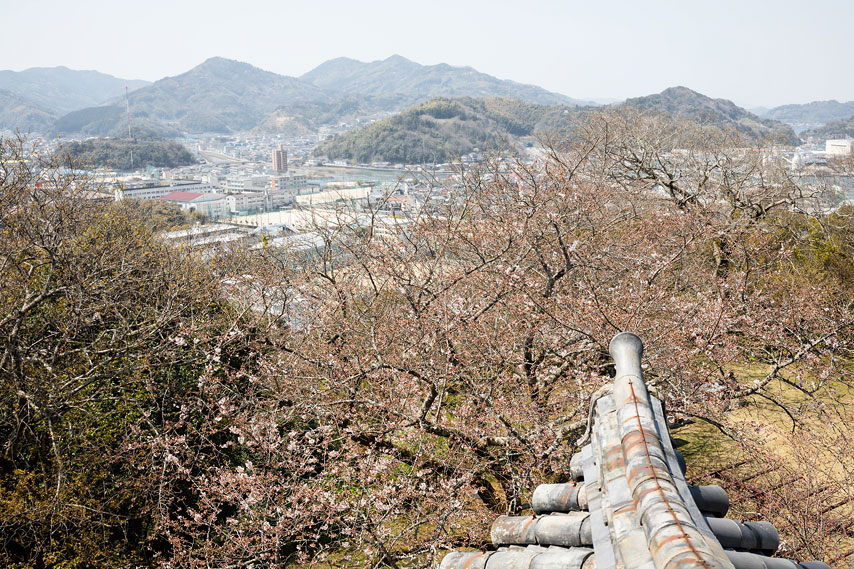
[3,110,852,569]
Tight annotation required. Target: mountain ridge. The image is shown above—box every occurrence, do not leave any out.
[55,55,592,137]
[756,99,854,133]
[0,66,150,133]
[54,57,329,136]
[7,59,809,143]
[0,66,149,114]
[315,87,801,164]
[801,116,854,140]
[621,86,799,145]
[300,54,590,107]
[0,89,57,133]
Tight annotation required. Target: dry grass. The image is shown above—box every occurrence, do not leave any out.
[674,361,854,567]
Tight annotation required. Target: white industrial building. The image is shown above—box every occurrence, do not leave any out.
[826,139,853,156]
[159,191,230,219]
[116,180,219,201]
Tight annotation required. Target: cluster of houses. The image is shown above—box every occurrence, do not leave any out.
[115,172,312,220]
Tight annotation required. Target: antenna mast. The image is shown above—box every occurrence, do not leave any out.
[125,86,134,174]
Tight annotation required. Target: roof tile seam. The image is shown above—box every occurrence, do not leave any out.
[621,379,730,569]
[439,333,833,569]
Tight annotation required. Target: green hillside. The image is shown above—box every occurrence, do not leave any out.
[760,99,854,132]
[58,138,196,170]
[54,57,329,136]
[0,89,57,133]
[0,66,148,115]
[314,97,582,164]
[801,116,854,140]
[301,54,590,106]
[622,87,799,145]
[315,87,801,165]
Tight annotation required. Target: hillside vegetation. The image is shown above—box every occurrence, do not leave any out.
[316,88,802,165]
[52,106,183,139]
[3,110,853,568]
[759,99,854,132]
[249,95,408,135]
[58,138,196,170]
[315,96,582,163]
[300,54,587,106]
[0,89,56,133]
[802,115,854,140]
[622,86,799,145]
[0,66,148,115]
[50,56,586,137]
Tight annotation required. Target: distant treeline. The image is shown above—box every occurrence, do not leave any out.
[58,138,197,170]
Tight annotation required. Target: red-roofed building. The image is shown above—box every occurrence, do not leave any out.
[160,191,228,219]
[381,195,411,212]
[160,191,205,202]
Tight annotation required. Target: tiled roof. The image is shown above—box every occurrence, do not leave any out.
[441,333,832,569]
[159,191,205,202]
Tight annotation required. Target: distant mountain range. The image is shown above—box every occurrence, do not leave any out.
[0,67,149,115]
[622,87,798,145]
[300,55,592,107]
[51,58,331,137]
[0,89,56,133]
[48,56,588,137]
[0,56,845,147]
[0,67,149,134]
[755,100,854,133]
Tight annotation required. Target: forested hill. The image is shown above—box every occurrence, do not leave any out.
[758,100,854,132]
[0,66,148,115]
[58,138,197,170]
[249,94,412,136]
[622,86,799,145]
[55,56,589,137]
[0,67,149,134]
[314,97,583,164]
[53,106,185,140]
[300,54,589,106]
[0,89,57,133]
[801,115,854,140]
[55,57,329,136]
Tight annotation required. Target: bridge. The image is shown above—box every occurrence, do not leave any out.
[441,333,832,569]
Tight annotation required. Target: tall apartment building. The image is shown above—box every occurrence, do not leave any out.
[272,144,288,173]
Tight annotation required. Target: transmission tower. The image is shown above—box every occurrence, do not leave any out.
[126,86,134,174]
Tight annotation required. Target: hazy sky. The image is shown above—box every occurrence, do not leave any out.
[2,0,852,108]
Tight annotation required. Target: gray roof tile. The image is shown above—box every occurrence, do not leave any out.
[440,333,832,569]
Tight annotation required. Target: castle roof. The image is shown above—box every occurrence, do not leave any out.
[440,333,832,569]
